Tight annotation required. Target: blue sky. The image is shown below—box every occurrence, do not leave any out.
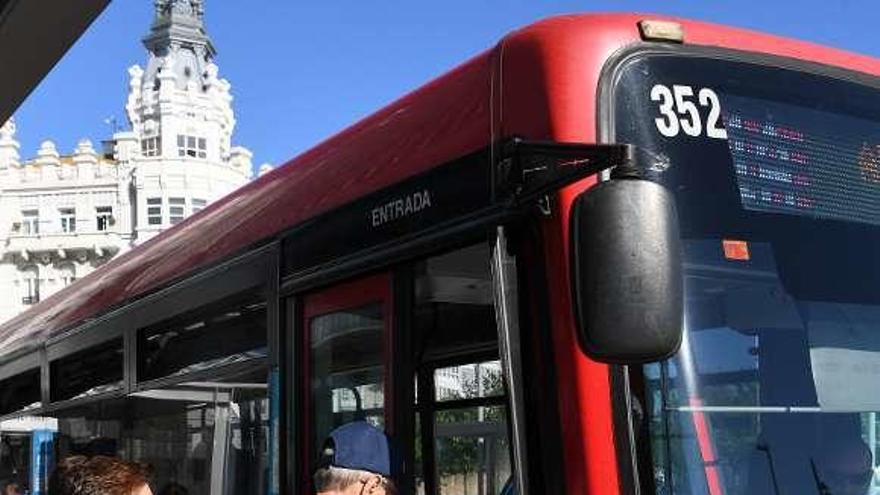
[11,0,880,171]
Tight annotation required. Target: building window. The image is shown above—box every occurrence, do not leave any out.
[169,197,185,224]
[22,267,39,305]
[60,208,76,233]
[21,210,39,235]
[141,136,161,157]
[96,206,113,231]
[147,198,162,225]
[177,134,206,158]
[192,198,207,214]
[58,265,76,287]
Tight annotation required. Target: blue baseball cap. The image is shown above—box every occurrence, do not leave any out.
[318,421,391,477]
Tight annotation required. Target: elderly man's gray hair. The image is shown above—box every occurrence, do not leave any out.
[313,466,370,492]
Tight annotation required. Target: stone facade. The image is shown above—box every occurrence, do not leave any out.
[0,0,260,324]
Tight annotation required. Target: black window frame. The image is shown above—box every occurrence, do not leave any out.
[0,351,42,419]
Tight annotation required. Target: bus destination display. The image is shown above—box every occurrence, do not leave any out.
[724,94,880,226]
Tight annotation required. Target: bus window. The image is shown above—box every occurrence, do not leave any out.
[27,292,273,495]
[413,245,513,495]
[0,369,40,417]
[304,274,392,464]
[128,367,270,495]
[51,337,123,402]
[138,294,268,382]
[41,366,269,495]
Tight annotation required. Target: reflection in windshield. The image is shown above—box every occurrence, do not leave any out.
[647,240,880,495]
[611,52,880,495]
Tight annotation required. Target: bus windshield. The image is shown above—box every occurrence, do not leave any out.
[612,52,880,495]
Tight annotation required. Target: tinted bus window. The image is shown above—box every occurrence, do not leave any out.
[0,370,40,417]
[51,338,123,402]
[138,295,267,382]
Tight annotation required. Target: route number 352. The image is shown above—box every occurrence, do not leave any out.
[650,84,727,140]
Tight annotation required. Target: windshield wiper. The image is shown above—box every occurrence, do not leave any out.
[758,444,833,495]
[809,457,832,495]
[756,442,781,495]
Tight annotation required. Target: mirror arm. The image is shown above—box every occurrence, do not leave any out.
[493,137,634,206]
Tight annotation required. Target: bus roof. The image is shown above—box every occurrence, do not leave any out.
[2,13,880,362]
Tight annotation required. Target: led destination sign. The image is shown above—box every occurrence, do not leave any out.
[724,95,880,226]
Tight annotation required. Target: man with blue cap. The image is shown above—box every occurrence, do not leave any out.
[314,421,396,495]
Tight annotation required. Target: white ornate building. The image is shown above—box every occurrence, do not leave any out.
[0,0,259,323]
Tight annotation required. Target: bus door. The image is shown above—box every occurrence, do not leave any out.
[411,244,513,495]
[301,272,394,489]
[295,244,518,495]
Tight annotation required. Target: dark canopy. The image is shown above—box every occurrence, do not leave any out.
[0,0,109,123]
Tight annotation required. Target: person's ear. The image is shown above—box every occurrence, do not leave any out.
[364,475,383,494]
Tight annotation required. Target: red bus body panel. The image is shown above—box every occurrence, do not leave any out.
[4,12,880,495]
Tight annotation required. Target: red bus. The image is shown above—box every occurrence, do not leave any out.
[2,12,879,495]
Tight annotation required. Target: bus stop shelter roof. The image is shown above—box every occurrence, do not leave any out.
[0,0,109,124]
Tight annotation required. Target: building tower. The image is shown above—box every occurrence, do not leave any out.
[0,0,255,324]
[125,0,252,243]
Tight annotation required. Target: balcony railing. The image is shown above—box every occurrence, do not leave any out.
[4,230,125,255]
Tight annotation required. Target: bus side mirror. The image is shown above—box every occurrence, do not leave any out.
[570,177,683,364]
